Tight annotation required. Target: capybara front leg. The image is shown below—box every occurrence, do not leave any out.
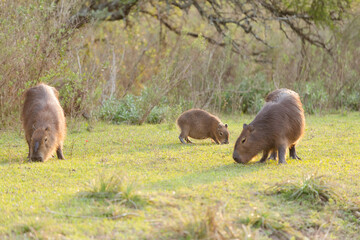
[289,145,301,160]
[212,138,220,144]
[268,151,277,160]
[277,145,287,164]
[56,147,65,160]
[179,135,187,144]
[27,144,30,159]
[185,137,193,143]
[258,151,269,163]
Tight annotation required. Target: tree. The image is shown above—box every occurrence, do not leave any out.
[67,0,352,54]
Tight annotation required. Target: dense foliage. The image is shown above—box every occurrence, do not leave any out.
[0,0,359,128]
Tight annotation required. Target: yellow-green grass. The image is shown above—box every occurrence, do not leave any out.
[0,113,359,239]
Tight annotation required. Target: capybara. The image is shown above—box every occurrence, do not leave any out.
[233,88,305,164]
[177,109,229,144]
[22,84,66,162]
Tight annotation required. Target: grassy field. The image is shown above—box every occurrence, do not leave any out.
[0,113,359,239]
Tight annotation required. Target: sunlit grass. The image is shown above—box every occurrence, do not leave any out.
[0,113,359,239]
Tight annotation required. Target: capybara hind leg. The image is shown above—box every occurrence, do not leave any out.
[185,137,193,143]
[277,145,287,164]
[289,145,301,160]
[268,151,277,160]
[56,147,65,160]
[258,151,269,163]
[179,135,187,144]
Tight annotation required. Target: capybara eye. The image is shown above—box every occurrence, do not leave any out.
[219,132,223,136]
[44,137,48,142]
[241,138,246,143]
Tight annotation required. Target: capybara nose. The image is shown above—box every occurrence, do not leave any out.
[232,152,241,163]
[31,156,43,162]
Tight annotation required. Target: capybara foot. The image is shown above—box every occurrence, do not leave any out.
[289,146,301,160]
[57,148,65,160]
[179,136,187,144]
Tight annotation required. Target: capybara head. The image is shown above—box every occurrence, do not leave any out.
[217,123,229,144]
[30,126,55,162]
[233,123,260,163]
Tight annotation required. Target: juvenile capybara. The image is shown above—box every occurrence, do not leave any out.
[177,109,229,144]
[22,84,66,162]
[233,88,305,164]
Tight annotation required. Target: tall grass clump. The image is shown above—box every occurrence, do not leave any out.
[164,205,247,240]
[265,173,339,205]
[79,172,146,209]
[240,210,303,240]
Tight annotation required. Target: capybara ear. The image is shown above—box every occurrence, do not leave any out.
[225,123,228,128]
[51,87,59,98]
[243,123,247,129]
[248,125,255,132]
[32,124,36,130]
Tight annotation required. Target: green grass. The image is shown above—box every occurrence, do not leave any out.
[0,113,359,239]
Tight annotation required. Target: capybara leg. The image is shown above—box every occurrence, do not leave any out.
[289,146,301,160]
[179,135,187,144]
[258,151,269,163]
[268,151,277,160]
[185,137,193,143]
[278,145,287,164]
[27,145,30,159]
[56,147,65,160]
[212,138,220,144]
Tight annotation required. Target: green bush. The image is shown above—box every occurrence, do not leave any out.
[216,73,272,114]
[99,91,168,125]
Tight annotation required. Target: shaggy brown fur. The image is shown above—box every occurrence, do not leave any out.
[22,84,66,162]
[233,88,305,164]
[177,109,229,144]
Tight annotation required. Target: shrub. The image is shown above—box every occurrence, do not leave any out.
[99,91,169,125]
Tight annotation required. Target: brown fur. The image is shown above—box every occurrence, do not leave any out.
[177,109,229,144]
[22,84,66,162]
[233,89,305,164]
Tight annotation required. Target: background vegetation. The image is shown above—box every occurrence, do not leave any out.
[1,0,360,128]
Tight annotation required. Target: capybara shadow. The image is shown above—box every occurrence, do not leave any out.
[22,84,66,162]
[177,109,229,144]
[233,88,305,164]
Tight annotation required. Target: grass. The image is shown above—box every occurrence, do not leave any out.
[265,173,339,204]
[78,172,147,209]
[0,113,359,239]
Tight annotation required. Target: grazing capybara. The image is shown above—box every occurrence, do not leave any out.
[177,109,229,144]
[22,84,66,162]
[233,88,305,164]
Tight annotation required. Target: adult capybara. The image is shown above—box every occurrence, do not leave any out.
[233,88,305,164]
[177,109,229,144]
[22,84,66,162]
